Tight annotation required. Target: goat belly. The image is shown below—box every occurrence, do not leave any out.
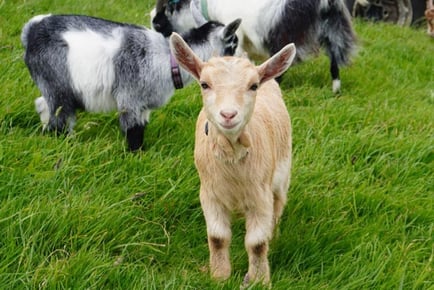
[206,163,271,211]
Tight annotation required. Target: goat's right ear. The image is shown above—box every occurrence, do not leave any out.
[170,33,203,80]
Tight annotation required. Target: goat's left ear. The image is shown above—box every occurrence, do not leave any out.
[257,43,296,84]
[223,18,241,39]
[170,33,204,80]
[222,18,241,56]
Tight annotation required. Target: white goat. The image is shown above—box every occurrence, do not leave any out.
[170,33,296,285]
[153,0,356,93]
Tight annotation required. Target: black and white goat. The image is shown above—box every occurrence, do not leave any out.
[151,0,357,93]
[21,14,240,150]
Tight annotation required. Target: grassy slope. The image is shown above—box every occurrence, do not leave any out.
[0,0,433,289]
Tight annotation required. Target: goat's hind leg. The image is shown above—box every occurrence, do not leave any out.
[35,96,50,130]
[273,189,287,232]
[35,94,74,134]
[330,54,341,93]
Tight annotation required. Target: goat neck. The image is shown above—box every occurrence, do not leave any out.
[205,118,251,163]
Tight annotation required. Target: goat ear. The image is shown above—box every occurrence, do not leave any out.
[155,0,168,13]
[223,18,241,39]
[190,1,207,26]
[170,33,203,80]
[222,19,241,56]
[257,43,296,84]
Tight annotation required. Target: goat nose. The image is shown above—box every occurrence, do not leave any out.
[220,110,237,120]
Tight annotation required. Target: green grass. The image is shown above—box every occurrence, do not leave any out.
[1,0,433,288]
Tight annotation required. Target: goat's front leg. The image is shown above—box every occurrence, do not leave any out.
[244,197,274,286]
[119,109,146,151]
[200,189,232,280]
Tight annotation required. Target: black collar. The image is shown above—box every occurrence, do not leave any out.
[170,54,183,90]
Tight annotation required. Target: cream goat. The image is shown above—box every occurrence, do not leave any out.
[170,33,296,285]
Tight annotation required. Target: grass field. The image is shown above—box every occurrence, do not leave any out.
[0,0,433,289]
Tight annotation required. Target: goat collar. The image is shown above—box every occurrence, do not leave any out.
[170,53,184,90]
[200,0,210,21]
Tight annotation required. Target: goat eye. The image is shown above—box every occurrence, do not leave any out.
[201,82,209,89]
[249,83,259,91]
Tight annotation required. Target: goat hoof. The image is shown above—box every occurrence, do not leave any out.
[240,273,250,289]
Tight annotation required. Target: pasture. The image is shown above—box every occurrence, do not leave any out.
[0,0,433,288]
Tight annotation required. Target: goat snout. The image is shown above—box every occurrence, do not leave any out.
[220,110,237,121]
[218,109,239,130]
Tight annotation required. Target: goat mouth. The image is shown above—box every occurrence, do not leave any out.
[219,122,238,130]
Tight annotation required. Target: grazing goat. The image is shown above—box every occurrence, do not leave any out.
[170,33,295,285]
[153,0,356,93]
[427,0,434,37]
[21,14,240,151]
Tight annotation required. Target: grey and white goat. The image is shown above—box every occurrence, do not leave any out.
[21,14,240,150]
[152,0,357,93]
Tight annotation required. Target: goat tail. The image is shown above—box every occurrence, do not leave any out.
[21,14,51,49]
[318,0,357,67]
